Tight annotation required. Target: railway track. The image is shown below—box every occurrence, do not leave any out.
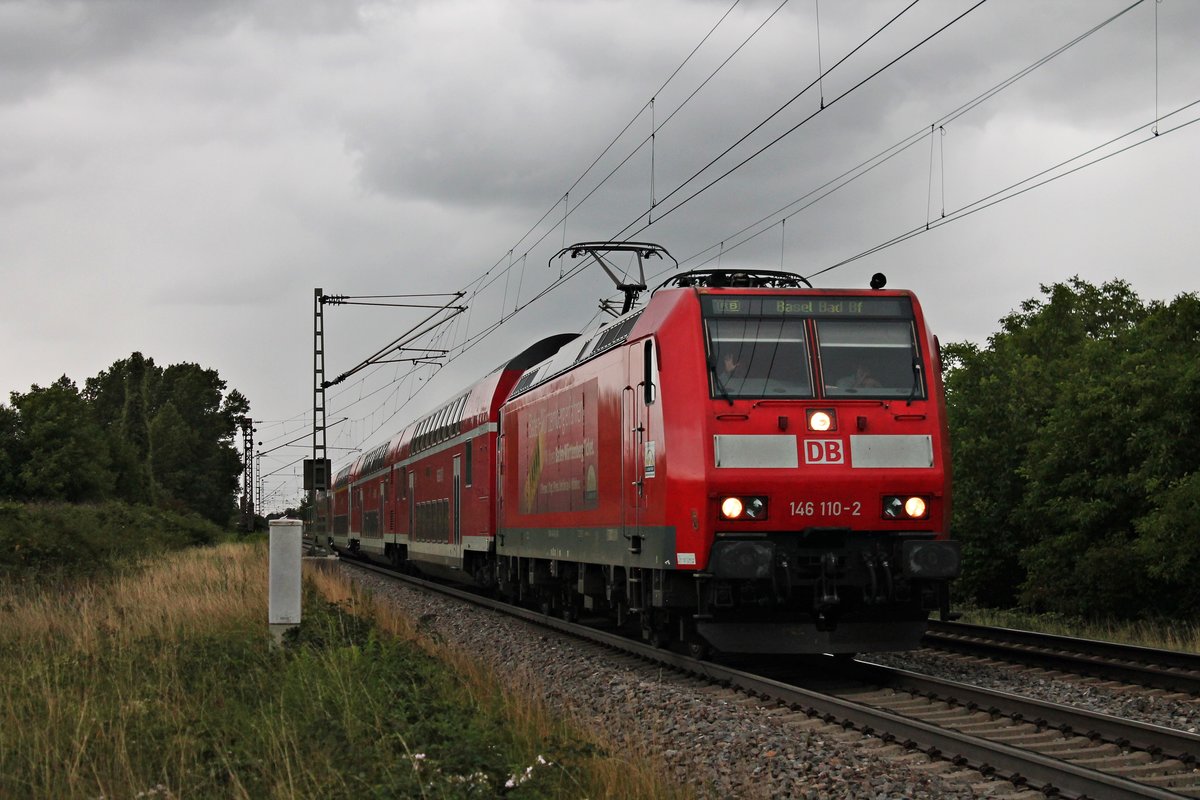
[925,621,1200,696]
[327,558,1200,798]
[825,662,1200,797]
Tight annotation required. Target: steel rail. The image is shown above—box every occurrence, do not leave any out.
[926,621,1200,695]
[848,661,1200,778]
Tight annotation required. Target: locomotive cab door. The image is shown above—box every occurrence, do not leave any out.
[622,339,655,554]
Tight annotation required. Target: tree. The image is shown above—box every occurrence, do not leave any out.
[1134,472,1200,614]
[86,352,157,503]
[151,364,249,525]
[10,377,113,502]
[0,404,23,500]
[7,354,251,527]
[148,400,195,512]
[945,279,1200,619]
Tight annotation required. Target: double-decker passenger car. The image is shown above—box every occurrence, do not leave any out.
[322,335,577,582]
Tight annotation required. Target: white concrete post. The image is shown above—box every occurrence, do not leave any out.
[269,518,304,644]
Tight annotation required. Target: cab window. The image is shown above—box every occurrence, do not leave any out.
[816,319,924,399]
[706,317,814,399]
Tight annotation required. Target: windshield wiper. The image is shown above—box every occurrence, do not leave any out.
[907,359,923,406]
[708,359,734,406]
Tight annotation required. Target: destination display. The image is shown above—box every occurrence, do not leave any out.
[704,295,911,319]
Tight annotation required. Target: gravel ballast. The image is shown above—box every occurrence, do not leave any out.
[866,648,1200,735]
[334,562,1055,799]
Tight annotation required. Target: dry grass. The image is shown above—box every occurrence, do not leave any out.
[1,541,265,652]
[0,542,270,798]
[0,544,687,798]
[305,562,691,799]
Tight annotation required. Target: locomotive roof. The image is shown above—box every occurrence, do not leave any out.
[509,307,644,399]
[652,267,812,292]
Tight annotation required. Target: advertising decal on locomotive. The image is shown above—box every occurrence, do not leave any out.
[517,379,600,515]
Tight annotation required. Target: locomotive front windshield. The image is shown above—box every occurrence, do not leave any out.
[816,319,925,399]
[707,317,814,398]
[703,294,925,400]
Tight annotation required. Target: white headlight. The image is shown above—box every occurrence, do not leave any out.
[883,495,930,520]
[721,497,744,518]
[904,496,927,518]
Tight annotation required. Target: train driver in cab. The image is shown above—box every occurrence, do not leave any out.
[720,352,743,381]
[836,363,881,390]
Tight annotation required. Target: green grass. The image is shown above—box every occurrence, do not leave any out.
[0,543,685,799]
[956,606,1200,654]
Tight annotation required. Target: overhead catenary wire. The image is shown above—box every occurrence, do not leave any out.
[612,0,987,242]
[324,298,466,388]
[436,0,933,365]
[542,0,796,250]
[447,0,750,310]
[814,0,826,108]
[269,1,775,461]
[804,95,1200,283]
[318,0,1144,433]
[654,92,1200,289]
[293,3,1104,424]
[444,0,792,326]
[258,418,349,457]
[297,0,1000,464]
[614,0,1151,284]
[1153,0,1161,136]
[601,0,928,246]
[262,1,1181,510]
[674,127,932,272]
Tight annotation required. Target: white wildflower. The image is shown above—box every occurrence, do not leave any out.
[504,755,551,789]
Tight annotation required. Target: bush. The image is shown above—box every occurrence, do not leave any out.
[0,500,227,582]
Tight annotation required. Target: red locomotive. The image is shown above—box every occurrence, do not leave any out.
[317,243,959,655]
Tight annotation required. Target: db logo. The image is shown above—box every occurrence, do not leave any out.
[804,439,844,465]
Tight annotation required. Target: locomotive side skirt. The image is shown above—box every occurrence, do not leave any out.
[695,619,928,654]
[497,525,677,568]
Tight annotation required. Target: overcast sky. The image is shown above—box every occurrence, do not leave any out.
[3,0,1198,510]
